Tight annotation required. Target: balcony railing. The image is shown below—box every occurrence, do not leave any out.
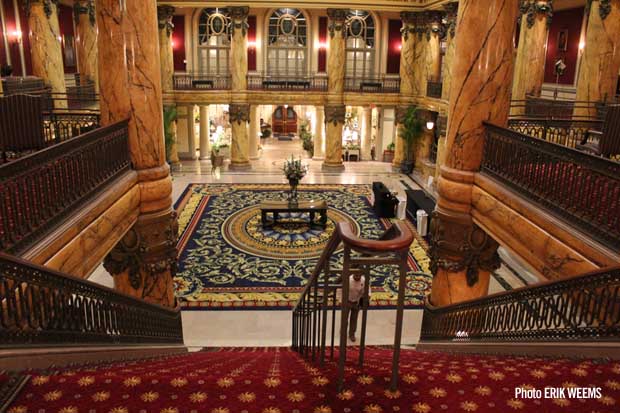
[510,97,617,121]
[0,252,183,347]
[426,79,443,99]
[507,118,603,150]
[344,75,400,93]
[247,72,328,91]
[172,73,231,90]
[43,111,101,144]
[481,123,620,250]
[0,120,131,254]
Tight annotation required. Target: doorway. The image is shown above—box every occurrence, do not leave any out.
[272,106,298,135]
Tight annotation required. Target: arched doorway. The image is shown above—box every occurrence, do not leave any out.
[272,106,298,135]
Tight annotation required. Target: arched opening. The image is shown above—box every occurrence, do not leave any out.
[266,8,308,75]
[345,10,375,81]
[272,105,298,135]
[196,8,231,75]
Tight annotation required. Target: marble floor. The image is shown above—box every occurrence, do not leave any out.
[90,137,508,347]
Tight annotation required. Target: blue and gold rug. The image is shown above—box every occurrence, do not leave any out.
[175,184,431,310]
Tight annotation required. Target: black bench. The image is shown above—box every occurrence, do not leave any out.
[372,182,399,218]
[405,189,435,227]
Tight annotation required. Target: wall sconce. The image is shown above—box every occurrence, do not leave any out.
[171,39,176,49]
[396,43,402,52]
[579,40,585,51]
[9,30,22,44]
[426,121,435,130]
[317,42,327,50]
[248,40,257,49]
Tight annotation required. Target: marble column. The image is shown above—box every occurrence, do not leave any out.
[574,0,620,119]
[434,114,448,178]
[430,0,519,307]
[313,106,326,160]
[26,0,66,108]
[412,14,427,97]
[97,0,177,307]
[392,106,407,168]
[199,105,210,160]
[361,106,372,161]
[249,105,260,160]
[323,104,345,170]
[74,0,98,92]
[229,103,251,169]
[230,6,248,92]
[157,5,175,92]
[511,1,553,115]
[374,107,384,157]
[327,9,346,96]
[399,12,417,97]
[441,3,458,102]
[425,11,443,87]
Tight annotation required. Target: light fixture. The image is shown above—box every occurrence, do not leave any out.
[426,121,435,130]
[171,39,176,49]
[9,30,22,44]
[579,40,585,51]
[317,41,327,50]
[248,40,257,49]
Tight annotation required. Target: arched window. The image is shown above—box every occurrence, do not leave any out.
[266,8,308,75]
[197,8,230,75]
[345,10,375,79]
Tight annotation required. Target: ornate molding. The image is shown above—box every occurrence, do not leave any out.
[73,0,95,27]
[424,11,444,41]
[104,211,178,290]
[429,211,500,287]
[157,5,176,37]
[588,0,613,19]
[327,9,347,38]
[325,104,346,125]
[24,0,59,19]
[229,104,250,124]
[399,11,418,41]
[230,6,249,37]
[443,2,458,39]
[520,0,553,28]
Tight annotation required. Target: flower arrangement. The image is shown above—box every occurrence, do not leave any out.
[283,155,308,182]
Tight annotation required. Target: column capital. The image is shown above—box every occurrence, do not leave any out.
[592,0,613,20]
[73,0,95,27]
[423,11,445,40]
[24,0,59,18]
[443,2,458,38]
[157,5,176,36]
[325,104,346,125]
[395,105,415,124]
[519,0,553,28]
[399,11,422,40]
[229,103,250,124]
[230,6,249,36]
[327,8,347,38]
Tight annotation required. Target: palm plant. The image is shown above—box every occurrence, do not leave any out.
[399,106,424,174]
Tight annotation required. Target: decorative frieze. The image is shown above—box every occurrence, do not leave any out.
[229,104,250,124]
[73,0,95,27]
[327,8,347,38]
[520,0,553,28]
[157,5,175,37]
[230,6,249,36]
[325,104,346,125]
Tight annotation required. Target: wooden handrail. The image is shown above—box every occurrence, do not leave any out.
[337,221,413,254]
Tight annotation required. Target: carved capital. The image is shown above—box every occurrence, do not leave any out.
[443,2,458,38]
[157,5,176,37]
[73,0,95,27]
[395,105,414,125]
[400,11,421,40]
[429,210,500,287]
[327,8,347,38]
[24,0,59,19]
[229,104,250,124]
[520,0,553,28]
[230,6,249,36]
[424,11,444,40]
[104,210,178,291]
[324,104,346,125]
[587,0,612,19]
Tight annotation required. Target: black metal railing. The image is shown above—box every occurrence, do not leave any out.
[0,253,183,347]
[43,111,101,144]
[507,118,603,150]
[481,123,620,249]
[420,265,620,342]
[426,79,443,99]
[344,75,400,93]
[510,97,617,121]
[0,120,131,254]
[247,72,328,91]
[292,221,415,391]
[172,73,231,90]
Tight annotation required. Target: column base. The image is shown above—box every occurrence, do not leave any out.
[322,162,345,172]
[228,162,252,171]
[312,156,325,161]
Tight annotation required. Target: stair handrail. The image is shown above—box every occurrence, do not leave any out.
[0,252,183,347]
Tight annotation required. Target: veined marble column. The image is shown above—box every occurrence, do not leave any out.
[230,104,251,169]
[374,107,384,157]
[313,106,325,160]
[430,0,518,306]
[157,5,175,92]
[323,105,345,170]
[327,9,346,96]
[74,0,98,92]
[511,1,553,115]
[249,105,260,160]
[26,0,66,108]
[392,106,407,168]
[230,6,248,92]
[361,106,372,161]
[425,11,443,89]
[199,105,210,160]
[399,12,417,97]
[434,114,448,178]
[97,0,177,307]
[412,13,427,97]
[574,0,620,119]
[441,3,458,101]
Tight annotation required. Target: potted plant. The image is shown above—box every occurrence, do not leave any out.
[300,124,314,157]
[383,142,395,163]
[211,142,225,167]
[399,106,424,174]
[282,155,308,203]
[163,105,177,164]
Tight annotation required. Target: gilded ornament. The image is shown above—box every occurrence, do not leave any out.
[229,104,250,124]
[324,105,346,125]
[520,0,553,28]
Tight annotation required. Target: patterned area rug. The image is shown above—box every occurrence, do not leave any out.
[7,347,620,413]
[174,184,431,310]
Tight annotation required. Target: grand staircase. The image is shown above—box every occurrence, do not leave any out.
[3,346,620,412]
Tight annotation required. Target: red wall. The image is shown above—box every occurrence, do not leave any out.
[58,4,76,74]
[544,7,584,85]
[247,16,256,71]
[387,19,402,74]
[172,15,185,71]
[318,16,327,73]
[1,0,32,75]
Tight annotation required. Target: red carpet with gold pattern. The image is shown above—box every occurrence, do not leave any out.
[6,347,620,412]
